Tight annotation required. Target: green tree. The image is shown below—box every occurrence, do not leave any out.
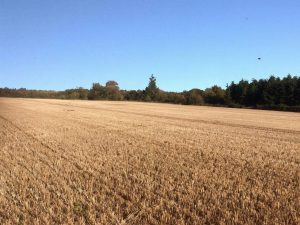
[204,85,226,104]
[88,83,106,100]
[105,80,123,100]
[184,89,204,105]
[145,74,159,101]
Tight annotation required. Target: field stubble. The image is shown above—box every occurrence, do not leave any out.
[0,98,299,224]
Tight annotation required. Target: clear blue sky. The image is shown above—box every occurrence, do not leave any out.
[1,0,299,91]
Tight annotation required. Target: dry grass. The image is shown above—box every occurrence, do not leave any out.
[0,97,299,224]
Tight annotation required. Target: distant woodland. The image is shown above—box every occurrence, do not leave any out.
[1,74,300,112]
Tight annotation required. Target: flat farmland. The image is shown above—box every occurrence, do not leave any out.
[0,98,299,225]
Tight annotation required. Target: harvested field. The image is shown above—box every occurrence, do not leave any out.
[0,97,299,224]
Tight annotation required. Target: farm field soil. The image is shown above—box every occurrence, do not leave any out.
[0,97,299,224]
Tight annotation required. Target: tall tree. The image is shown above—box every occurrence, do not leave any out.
[145,74,159,101]
[204,85,226,104]
[88,83,106,100]
[105,80,122,100]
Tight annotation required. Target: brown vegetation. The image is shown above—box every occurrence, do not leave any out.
[0,98,299,224]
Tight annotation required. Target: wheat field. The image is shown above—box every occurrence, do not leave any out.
[0,97,299,224]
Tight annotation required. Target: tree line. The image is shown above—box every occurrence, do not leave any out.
[1,74,299,112]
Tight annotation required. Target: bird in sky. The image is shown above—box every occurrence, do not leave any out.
[257,57,261,60]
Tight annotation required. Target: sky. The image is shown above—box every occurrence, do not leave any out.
[0,0,300,91]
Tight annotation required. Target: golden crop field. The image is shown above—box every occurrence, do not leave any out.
[0,97,299,225]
